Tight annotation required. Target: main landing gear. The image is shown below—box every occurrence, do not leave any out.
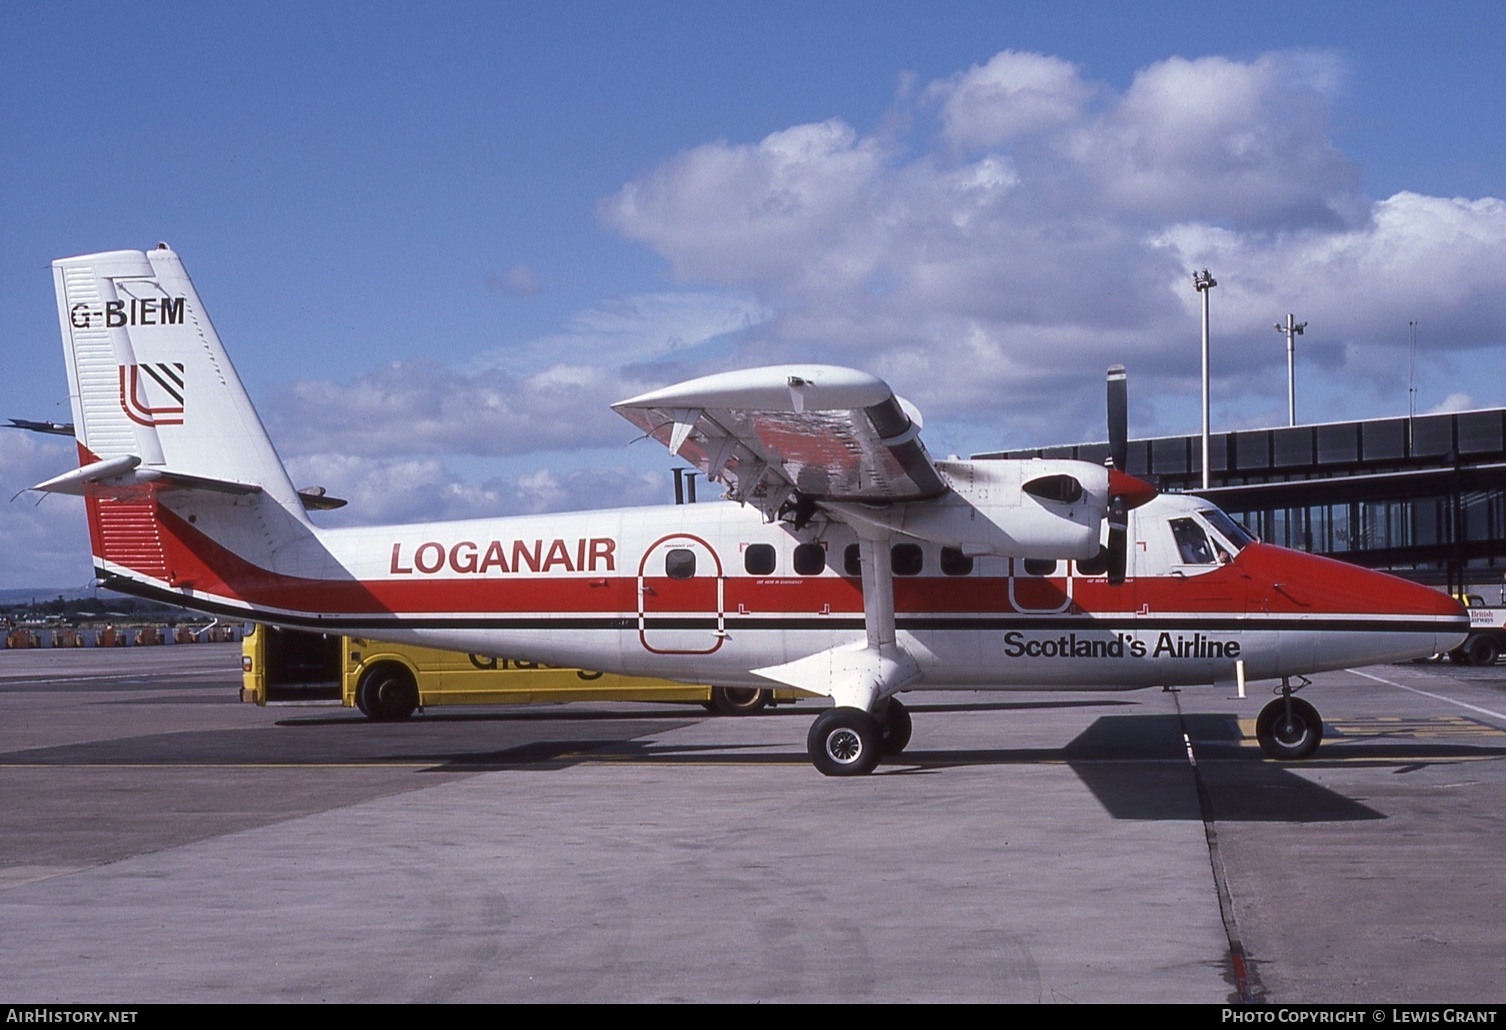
[807,697,911,777]
[1255,676,1323,760]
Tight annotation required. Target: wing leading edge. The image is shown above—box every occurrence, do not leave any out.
[613,365,945,519]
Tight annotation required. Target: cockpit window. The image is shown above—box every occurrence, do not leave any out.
[1169,518,1218,565]
[1199,509,1256,550]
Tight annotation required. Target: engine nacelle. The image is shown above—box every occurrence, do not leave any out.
[824,458,1108,560]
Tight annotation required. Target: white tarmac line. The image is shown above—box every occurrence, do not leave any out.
[1348,668,1506,724]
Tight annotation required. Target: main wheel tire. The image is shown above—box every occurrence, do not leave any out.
[807,707,882,776]
[1467,635,1499,667]
[710,686,770,716]
[358,664,418,722]
[880,697,913,756]
[1255,697,1322,760]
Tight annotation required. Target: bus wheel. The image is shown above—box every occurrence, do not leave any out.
[1467,636,1499,666]
[710,686,770,715]
[359,664,418,722]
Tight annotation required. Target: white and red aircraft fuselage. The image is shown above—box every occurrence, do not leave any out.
[34,246,1468,775]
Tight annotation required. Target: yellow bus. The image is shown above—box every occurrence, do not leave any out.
[241,624,803,720]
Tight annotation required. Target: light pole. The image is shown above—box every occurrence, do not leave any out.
[1193,269,1217,490]
[1274,313,1306,427]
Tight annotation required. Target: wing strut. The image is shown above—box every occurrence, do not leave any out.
[752,526,919,712]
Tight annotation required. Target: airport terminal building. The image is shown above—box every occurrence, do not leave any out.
[980,406,1506,597]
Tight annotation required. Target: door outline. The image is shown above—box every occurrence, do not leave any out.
[637,533,725,655]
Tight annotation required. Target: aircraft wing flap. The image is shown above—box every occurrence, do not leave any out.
[614,365,945,516]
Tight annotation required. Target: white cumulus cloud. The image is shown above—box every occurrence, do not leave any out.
[601,48,1504,445]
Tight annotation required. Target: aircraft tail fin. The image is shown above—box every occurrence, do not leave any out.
[51,245,303,506]
[46,245,314,594]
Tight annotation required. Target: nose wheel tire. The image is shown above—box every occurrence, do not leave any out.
[881,697,913,756]
[1255,696,1322,760]
[808,707,882,776]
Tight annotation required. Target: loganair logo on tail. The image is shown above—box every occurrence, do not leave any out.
[118,362,185,426]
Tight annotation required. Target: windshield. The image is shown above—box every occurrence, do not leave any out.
[1199,508,1257,550]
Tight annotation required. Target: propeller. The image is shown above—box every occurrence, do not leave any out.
[1104,365,1156,584]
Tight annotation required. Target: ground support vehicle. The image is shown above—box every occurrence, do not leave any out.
[1450,596,1506,666]
[241,625,803,719]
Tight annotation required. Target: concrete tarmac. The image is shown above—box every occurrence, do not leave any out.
[1,644,1504,1003]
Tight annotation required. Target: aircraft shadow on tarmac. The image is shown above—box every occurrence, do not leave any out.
[7,700,1504,824]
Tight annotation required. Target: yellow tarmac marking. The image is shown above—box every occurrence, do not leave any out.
[1326,715,1506,739]
[1234,714,1506,748]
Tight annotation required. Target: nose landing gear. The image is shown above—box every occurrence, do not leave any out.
[1255,677,1323,760]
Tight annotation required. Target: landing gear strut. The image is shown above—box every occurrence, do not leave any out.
[1255,677,1322,760]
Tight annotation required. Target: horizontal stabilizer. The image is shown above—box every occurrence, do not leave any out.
[30,456,262,498]
[7,418,76,437]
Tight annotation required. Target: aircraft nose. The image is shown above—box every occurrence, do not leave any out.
[1243,544,1468,646]
[1259,546,1456,614]
[1245,546,1470,661]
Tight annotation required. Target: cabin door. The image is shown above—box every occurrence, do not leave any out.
[638,534,725,655]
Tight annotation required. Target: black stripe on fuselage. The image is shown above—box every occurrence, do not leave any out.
[102,573,1469,637]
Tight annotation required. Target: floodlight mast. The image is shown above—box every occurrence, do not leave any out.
[1274,313,1307,427]
[1193,270,1217,490]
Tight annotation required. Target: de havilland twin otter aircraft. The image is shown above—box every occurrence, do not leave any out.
[32,245,1468,775]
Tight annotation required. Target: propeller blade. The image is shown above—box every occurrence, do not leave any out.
[1103,365,1151,585]
[1106,364,1127,472]
[1107,494,1128,584]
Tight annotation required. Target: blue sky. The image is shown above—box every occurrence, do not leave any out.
[2,1,1503,589]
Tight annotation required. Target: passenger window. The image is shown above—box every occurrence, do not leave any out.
[940,547,973,576]
[1023,558,1058,576]
[1169,519,1217,564]
[892,543,923,576]
[844,543,862,577]
[665,548,696,579]
[793,542,826,576]
[744,543,776,575]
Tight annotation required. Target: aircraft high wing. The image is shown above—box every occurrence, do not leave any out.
[32,246,1469,776]
[613,366,947,515]
[614,364,1154,560]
